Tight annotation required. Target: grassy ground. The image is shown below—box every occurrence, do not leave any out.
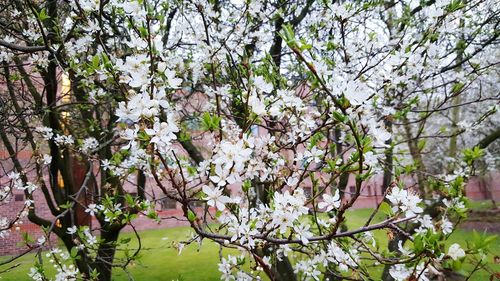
[0,227,229,281]
[0,204,498,281]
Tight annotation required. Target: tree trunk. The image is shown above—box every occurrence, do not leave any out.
[94,227,121,281]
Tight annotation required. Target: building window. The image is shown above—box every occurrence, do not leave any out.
[14,194,24,201]
[159,197,177,210]
[367,185,372,196]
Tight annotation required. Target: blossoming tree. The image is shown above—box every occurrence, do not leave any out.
[0,0,499,280]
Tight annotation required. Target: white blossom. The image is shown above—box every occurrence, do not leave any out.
[318,190,341,212]
[448,243,466,260]
[202,185,231,211]
[387,187,423,217]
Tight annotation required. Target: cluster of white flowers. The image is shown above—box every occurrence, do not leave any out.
[294,258,321,280]
[214,189,312,249]
[35,126,54,140]
[390,263,429,281]
[29,248,80,281]
[218,255,237,280]
[8,172,37,194]
[208,140,253,186]
[248,94,266,116]
[21,182,38,194]
[443,197,466,211]
[0,217,10,238]
[2,0,495,279]
[53,134,75,147]
[116,91,172,123]
[324,242,359,272]
[387,187,424,218]
[116,54,151,89]
[54,264,78,281]
[218,255,258,281]
[82,228,98,246]
[329,77,372,106]
[28,268,43,281]
[301,146,325,165]
[145,116,179,152]
[272,189,309,235]
[415,214,435,234]
[80,137,99,154]
[0,183,11,201]
[221,207,259,248]
[293,242,359,280]
[441,216,453,235]
[267,89,307,119]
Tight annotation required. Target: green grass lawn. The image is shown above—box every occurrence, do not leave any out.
[1,205,498,281]
[0,226,230,281]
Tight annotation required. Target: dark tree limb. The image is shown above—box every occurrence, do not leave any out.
[477,128,500,149]
[0,39,46,53]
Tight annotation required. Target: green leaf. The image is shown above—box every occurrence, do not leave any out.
[121,237,132,244]
[310,132,325,147]
[124,194,135,205]
[90,269,100,279]
[331,111,347,123]
[200,112,221,131]
[414,235,424,252]
[445,0,465,12]
[138,26,149,38]
[37,9,50,21]
[22,232,35,244]
[179,130,191,142]
[242,180,251,192]
[70,247,79,258]
[137,130,151,141]
[417,139,426,151]
[451,82,465,94]
[462,146,484,165]
[59,202,72,210]
[280,24,296,47]
[452,259,462,270]
[379,201,392,215]
[187,210,196,222]
[92,55,100,70]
